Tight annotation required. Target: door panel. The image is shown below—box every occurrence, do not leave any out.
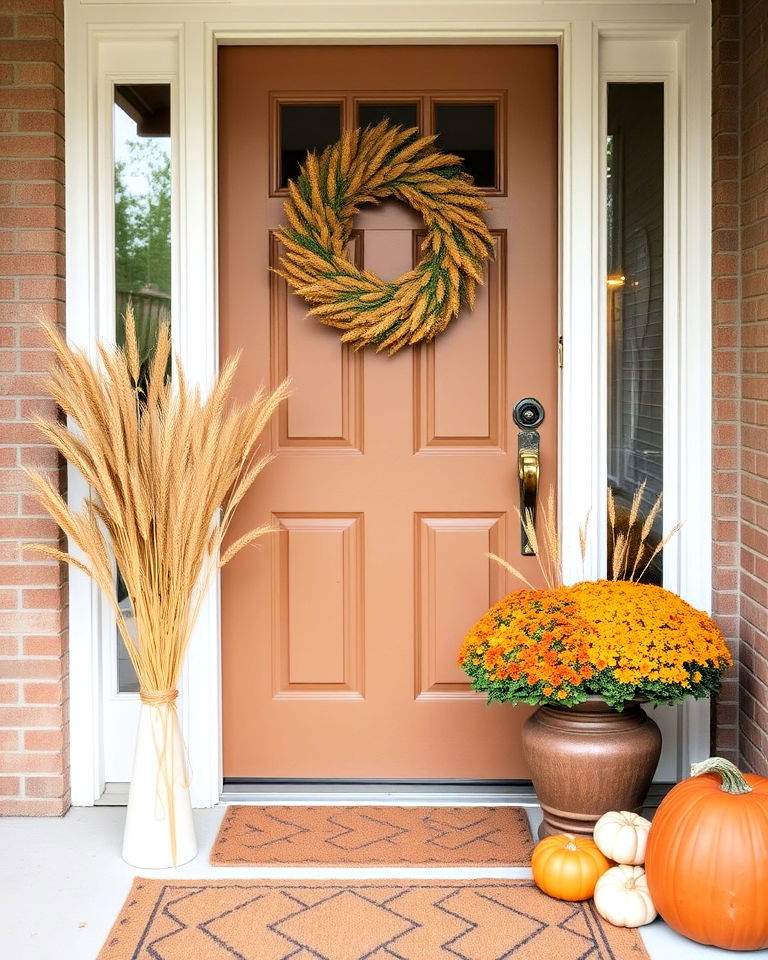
[218,45,558,779]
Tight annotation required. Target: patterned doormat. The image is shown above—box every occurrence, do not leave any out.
[99,878,650,960]
[210,805,534,867]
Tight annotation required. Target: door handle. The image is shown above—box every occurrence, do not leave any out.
[513,398,545,556]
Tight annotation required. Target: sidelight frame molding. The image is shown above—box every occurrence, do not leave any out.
[65,0,712,807]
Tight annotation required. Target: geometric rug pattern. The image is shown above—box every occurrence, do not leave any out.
[210,805,534,867]
[98,878,650,959]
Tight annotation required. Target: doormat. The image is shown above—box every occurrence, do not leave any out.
[99,877,650,960]
[210,805,534,867]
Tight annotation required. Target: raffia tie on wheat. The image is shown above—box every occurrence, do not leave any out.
[276,120,495,354]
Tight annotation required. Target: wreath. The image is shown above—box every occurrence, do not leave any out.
[276,120,494,354]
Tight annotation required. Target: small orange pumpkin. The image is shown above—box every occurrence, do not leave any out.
[532,833,611,901]
[645,756,768,950]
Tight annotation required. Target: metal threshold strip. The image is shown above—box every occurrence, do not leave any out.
[97,780,673,808]
[221,780,539,806]
[221,780,672,808]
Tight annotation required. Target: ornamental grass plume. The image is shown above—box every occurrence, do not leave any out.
[462,484,731,710]
[25,309,289,700]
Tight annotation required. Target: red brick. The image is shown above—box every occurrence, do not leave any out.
[18,229,62,252]
[15,111,63,136]
[0,659,63,680]
[0,132,63,160]
[0,158,61,181]
[0,517,59,539]
[23,728,62,751]
[15,15,61,40]
[0,705,63,727]
[19,350,53,373]
[0,730,19,751]
[0,797,67,816]
[0,205,59,229]
[15,182,63,207]
[24,774,66,798]
[0,682,19,703]
[0,751,62,773]
[22,586,59,608]
[22,679,63,703]
[17,276,64,300]
[0,778,21,796]
[23,633,65,656]
[14,61,62,87]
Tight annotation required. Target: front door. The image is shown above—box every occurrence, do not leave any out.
[218,45,558,779]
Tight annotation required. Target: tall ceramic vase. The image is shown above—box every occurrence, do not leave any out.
[122,699,197,868]
[521,696,662,840]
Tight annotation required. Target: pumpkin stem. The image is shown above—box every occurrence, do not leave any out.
[690,756,752,794]
[565,842,578,851]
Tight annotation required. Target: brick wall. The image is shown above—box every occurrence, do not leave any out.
[738,0,768,775]
[712,0,768,774]
[0,0,69,814]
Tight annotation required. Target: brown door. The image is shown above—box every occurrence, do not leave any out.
[219,45,558,779]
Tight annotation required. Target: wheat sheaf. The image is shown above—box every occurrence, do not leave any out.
[25,311,289,697]
[276,119,494,354]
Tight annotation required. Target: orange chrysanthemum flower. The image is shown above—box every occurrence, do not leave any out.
[458,580,732,709]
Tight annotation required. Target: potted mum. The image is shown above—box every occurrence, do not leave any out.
[458,489,732,839]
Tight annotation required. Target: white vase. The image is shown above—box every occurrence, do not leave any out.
[122,701,197,868]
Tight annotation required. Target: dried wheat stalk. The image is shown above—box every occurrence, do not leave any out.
[26,310,289,698]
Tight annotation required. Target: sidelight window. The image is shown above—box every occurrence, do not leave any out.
[113,82,172,692]
[605,82,665,583]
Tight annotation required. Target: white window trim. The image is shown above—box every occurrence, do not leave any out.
[64,2,712,807]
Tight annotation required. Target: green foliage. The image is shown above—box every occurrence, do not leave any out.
[114,139,171,296]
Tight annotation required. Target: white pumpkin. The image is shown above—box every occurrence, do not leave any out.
[593,810,651,864]
[593,865,657,928]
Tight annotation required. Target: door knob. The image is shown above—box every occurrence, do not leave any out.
[513,398,545,555]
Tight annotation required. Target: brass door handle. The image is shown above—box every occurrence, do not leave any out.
[518,441,540,555]
[513,398,545,556]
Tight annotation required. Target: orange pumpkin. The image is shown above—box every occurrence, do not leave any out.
[645,756,768,950]
[532,833,611,901]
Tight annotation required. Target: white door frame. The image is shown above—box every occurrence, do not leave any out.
[64,1,713,807]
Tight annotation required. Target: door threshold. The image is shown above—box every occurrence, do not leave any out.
[221,781,539,805]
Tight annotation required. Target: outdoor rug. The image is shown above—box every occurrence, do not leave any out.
[98,878,650,959]
[210,805,534,867]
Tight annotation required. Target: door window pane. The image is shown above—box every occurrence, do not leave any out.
[113,82,172,692]
[433,102,497,188]
[606,83,664,583]
[357,102,419,132]
[279,103,342,188]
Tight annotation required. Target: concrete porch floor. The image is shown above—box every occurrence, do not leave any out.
[1,805,766,960]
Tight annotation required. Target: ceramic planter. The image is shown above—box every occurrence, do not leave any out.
[122,701,197,868]
[521,695,662,839]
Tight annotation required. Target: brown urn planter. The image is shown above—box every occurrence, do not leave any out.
[521,696,662,839]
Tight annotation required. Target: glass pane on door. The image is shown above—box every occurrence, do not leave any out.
[606,82,664,583]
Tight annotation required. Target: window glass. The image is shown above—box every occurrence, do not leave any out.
[433,102,496,188]
[357,102,419,132]
[280,103,342,188]
[113,82,172,692]
[606,83,664,583]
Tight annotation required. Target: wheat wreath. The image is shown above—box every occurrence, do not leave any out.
[277,119,494,354]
